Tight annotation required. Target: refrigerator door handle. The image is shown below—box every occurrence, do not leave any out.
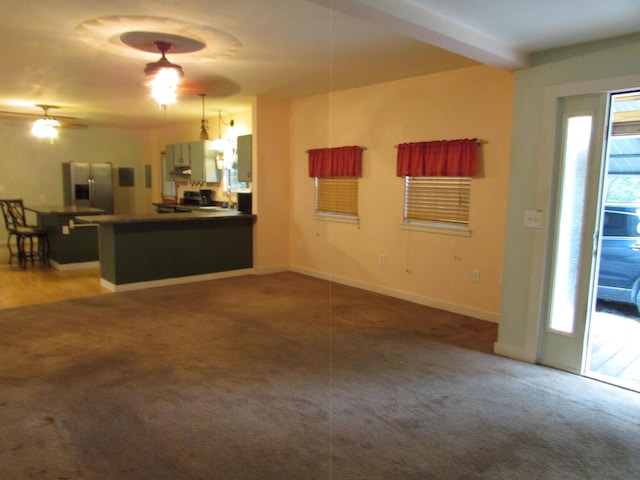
[88,178,94,206]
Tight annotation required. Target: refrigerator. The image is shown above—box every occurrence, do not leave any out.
[62,162,114,214]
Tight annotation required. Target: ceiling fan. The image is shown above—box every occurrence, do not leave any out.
[0,105,88,138]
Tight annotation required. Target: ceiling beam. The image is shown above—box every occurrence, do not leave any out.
[308,0,530,70]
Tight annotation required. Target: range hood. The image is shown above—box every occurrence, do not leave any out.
[172,165,191,175]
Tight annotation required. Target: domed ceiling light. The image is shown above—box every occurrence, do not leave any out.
[144,40,184,108]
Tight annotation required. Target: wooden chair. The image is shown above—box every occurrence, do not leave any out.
[0,199,50,268]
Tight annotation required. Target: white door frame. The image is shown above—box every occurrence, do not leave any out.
[522,74,640,367]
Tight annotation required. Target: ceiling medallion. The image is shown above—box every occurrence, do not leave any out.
[75,16,242,62]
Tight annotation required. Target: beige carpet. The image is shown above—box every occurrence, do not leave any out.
[1,272,639,479]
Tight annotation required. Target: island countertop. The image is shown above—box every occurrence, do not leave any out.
[24,205,105,267]
[75,209,255,225]
[78,208,256,291]
[25,205,106,215]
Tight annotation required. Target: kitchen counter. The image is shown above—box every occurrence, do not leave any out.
[75,210,257,291]
[76,208,246,225]
[26,205,106,268]
[25,205,106,215]
[151,202,233,214]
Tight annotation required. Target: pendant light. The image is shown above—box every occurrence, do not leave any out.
[144,41,184,108]
[199,93,209,140]
[210,110,229,151]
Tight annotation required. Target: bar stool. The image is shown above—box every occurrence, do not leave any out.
[0,199,50,268]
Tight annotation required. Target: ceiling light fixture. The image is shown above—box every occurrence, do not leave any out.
[144,41,184,108]
[199,93,209,140]
[31,106,60,141]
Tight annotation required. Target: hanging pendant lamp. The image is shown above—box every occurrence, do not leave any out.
[199,93,209,140]
[210,110,228,151]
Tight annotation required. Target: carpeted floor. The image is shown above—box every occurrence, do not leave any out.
[1,272,639,479]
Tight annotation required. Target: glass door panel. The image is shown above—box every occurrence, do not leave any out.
[548,116,593,334]
[538,94,608,373]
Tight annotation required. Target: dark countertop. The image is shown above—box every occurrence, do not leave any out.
[75,210,255,225]
[152,203,227,212]
[25,205,106,215]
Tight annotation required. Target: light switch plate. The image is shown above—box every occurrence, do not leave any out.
[524,210,542,229]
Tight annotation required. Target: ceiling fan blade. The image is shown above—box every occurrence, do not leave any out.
[56,120,88,129]
[0,109,89,129]
[0,109,84,121]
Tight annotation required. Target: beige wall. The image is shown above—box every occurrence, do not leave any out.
[289,65,514,321]
[253,96,291,272]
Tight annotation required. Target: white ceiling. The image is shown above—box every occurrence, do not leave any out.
[1,0,639,130]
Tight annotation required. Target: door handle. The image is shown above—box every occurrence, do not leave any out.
[630,243,640,250]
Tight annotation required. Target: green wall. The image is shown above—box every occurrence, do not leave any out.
[496,35,640,362]
[0,121,154,241]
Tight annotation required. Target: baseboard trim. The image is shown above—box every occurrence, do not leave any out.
[254,265,290,275]
[51,260,100,271]
[289,265,499,323]
[492,342,536,363]
[101,268,256,292]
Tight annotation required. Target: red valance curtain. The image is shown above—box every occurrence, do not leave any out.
[308,146,363,177]
[396,138,479,177]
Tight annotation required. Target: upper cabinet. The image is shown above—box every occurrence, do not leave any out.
[237,134,252,183]
[164,141,220,183]
[166,142,190,167]
[189,141,220,183]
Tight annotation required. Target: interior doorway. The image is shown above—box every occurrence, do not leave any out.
[586,91,640,393]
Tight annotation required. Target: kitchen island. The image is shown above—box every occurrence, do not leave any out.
[75,209,256,291]
[26,205,106,269]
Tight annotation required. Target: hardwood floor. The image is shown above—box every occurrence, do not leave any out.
[589,302,640,392]
[0,248,108,309]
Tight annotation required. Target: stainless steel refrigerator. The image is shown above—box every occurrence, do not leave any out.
[62,162,114,214]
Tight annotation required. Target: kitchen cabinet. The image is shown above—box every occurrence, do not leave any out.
[189,140,220,183]
[166,142,190,167]
[237,134,252,183]
[163,150,173,178]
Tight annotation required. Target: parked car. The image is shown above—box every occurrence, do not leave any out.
[597,204,640,312]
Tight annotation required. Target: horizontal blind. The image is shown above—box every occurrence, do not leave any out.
[315,177,358,216]
[404,177,470,227]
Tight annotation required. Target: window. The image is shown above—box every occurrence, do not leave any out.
[602,206,640,237]
[315,177,358,219]
[404,176,471,233]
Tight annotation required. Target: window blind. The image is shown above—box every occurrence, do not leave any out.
[404,177,470,227]
[315,177,358,216]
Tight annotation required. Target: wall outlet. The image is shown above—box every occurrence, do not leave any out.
[524,209,542,229]
[297,241,302,250]
[39,194,46,202]
[472,269,480,282]
[62,225,70,235]
[378,254,385,265]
